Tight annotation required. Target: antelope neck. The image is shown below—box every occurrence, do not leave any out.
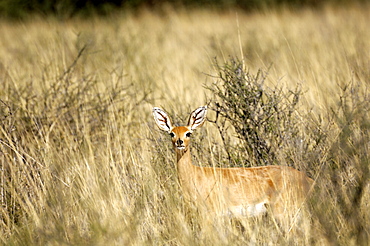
[175,147,197,189]
[176,147,190,163]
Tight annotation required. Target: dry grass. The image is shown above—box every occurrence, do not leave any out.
[0,3,369,245]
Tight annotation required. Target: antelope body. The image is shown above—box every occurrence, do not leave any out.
[153,106,313,229]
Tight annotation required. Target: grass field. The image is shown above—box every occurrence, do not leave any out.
[0,3,369,245]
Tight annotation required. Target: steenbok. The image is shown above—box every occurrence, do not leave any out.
[152,105,313,231]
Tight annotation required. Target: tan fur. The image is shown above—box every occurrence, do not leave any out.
[153,106,313,230]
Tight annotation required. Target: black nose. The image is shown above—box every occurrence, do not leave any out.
[176,139,183,146]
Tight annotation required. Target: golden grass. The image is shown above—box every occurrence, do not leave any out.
[0,3,369,245]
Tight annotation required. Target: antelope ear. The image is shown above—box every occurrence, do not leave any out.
[152,107,174,132]
[187,106,207,130]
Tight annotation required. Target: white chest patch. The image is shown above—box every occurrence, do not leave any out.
[227,202,268,218]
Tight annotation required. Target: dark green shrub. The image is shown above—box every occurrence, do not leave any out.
[208,58,304,167]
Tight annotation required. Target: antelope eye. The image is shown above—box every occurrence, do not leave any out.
[185,132,192,138]
[169,132,175,138]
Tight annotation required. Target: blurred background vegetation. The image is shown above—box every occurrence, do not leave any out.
[0,0,368,19]
[0,0,369,244]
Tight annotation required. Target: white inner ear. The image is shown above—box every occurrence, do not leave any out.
[153,107,173,132]
[188,106,207,130]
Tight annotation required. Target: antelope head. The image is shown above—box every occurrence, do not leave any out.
[152,106,207,155]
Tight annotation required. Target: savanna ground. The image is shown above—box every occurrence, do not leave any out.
[0,2,369,245]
